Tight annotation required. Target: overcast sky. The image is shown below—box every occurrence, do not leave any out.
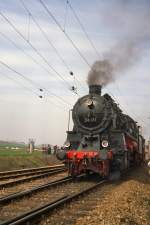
[0,0,150,145]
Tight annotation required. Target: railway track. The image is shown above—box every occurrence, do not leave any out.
[0,167,66,189]
[0,164,64,179]
[0,170,134,225]
[0,171,68,199]
[0,174,107,225]
[0,176,72,205]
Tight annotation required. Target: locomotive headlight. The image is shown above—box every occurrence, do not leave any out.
[101,140,109,148]
[64,141,70,148]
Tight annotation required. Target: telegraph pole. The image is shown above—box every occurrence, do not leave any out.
[28,139,35,153]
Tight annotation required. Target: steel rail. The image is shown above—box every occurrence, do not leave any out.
[0,180,106,225]
[0,167,65,181]
[0,164,64,176]
[0,168,66,189]
[0,176,73,205]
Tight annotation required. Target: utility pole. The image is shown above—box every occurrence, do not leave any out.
[28,139,35,153]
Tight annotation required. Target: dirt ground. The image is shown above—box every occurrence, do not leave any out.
[74,166,150,225]
[41,166,150,225]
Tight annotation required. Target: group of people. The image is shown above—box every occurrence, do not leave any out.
[42,144,61,155]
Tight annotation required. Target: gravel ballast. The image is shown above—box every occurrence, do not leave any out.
[41,167,150,225]
[75,167,150,225]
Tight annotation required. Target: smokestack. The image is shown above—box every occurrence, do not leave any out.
[89,85,102,95]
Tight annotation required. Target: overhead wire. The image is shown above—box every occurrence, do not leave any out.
[0,73,69,111]
[69,0,150,127]
[65,0,150,128]
[0,31,74,105]
[38,0,131,104]
[66,0,141,117]
[113,82,150,127]
[0,72,39,98]
[67,0,100,59]
[0,60,72,107]
[0,61,40,89]
[1,1,147,125]
[27,10,30,42]
[63,0,69,32]
[104,85,150,130]
[0,10,71,89]
[0,31,55,77]
[21,0,70,71]
[38,0,150,130]
[0,10,79,107]
[38,0,92,69]
[20,0,85,94]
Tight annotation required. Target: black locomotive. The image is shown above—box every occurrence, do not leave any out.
[57,85,144,178]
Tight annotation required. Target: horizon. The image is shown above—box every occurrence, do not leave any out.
[0,0,150,145]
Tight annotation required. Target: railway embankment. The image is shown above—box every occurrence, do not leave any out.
[0,149,60,171]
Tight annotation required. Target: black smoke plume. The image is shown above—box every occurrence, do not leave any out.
[87,0,150,86]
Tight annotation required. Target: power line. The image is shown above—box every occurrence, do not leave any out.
[0,73,69,111]
[67,0,139,111]
[113,82,150,127]
[0,30,76,102]
[3,1,146,124]
[0,10,71,89]
[38,1,150,129]
[38,0,92,69]
[0,31,54,77]
[20,0,70,71]
[20,0,86,93]
[61,0,149,123]
[0,61,40,89]
[0,9,80,106]
[63,0,69,32]
[67,0,100,58]
[38,1,150,127]
[0,60,72,106]
[68,0,149,126]
[105,85,150,129]
[27,10,31,42]
[0,73,39,98]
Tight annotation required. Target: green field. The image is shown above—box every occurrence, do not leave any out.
[0,140,60,171]
[0,148,60,171]
[0,141,25,148]
[0,148,41,157]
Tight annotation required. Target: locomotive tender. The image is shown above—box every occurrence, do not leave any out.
[57,85,144,178]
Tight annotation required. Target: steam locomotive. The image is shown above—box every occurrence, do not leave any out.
[57,85,144,178]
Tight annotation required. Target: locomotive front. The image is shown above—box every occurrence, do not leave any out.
[57,85,144,178]
[57,85,115,177]
[72,85,112,134]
